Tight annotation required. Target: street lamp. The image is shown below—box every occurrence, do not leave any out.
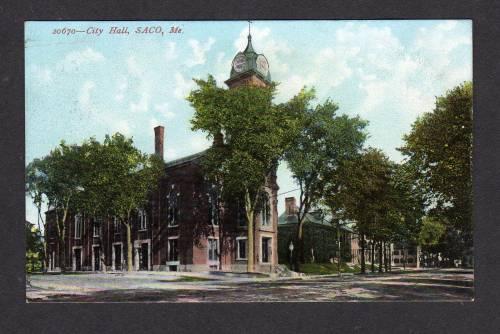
[289,241,294,270]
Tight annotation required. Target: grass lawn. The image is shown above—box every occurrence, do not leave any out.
[285,263,362,275]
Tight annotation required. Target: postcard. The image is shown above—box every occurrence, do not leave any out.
[25,20,472,302]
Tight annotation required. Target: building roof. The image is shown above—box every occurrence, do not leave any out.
[165,150,207,168]
[278,209,354,233]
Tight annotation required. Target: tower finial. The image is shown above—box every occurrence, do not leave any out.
[248,20,252,38]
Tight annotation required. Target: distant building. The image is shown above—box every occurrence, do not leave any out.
[277,197,355,264]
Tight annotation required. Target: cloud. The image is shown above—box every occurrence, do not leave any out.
[129,91,150,113]
[114,119,131,135]
[57,48,105,72]
[190,133,211,151]
[186,37,215,67]
[114,76,128,102]
[174,72,195,100]
[165,42,178,61]
[78,80,96,115]
[165,148,178,160]
[30,65,53,85]
[154,102,175,119]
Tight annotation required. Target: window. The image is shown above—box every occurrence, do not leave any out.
[261,237,272,263]
[208,238,219,262]
[138,209,147,230]
[74,214,82,239]
[113,216,121,234]
[394,258,400,264]
[260,194,271,227]
[168,238,179,262]
[167,193,179,226]
[208,193,219,226]
[393,250,399,256]
[236,237,247,260]
[93,218,102,237]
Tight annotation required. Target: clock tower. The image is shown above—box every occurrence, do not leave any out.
[225,29,271,89]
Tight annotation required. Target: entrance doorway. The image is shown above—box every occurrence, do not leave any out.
[74,248,82,271]
[114,244,122,270]
[140,243,148,270]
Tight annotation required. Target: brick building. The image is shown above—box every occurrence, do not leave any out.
[45,32,279,273]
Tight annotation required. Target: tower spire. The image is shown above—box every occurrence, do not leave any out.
[244,20,255,53]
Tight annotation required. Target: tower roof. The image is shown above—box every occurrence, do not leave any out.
[226,25,271,86]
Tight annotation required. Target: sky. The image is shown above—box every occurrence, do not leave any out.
[25,20,472,226]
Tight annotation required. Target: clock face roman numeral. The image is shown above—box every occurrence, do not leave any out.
[233,55,247,73]
[256,55,269,76]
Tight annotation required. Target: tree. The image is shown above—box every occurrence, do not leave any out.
[26,134,162,272]
[188,75,299,272]
[26,221,44,273]
[26,159,49,271]
[284,88,367,271]
[324,148,395,274]
[31,142,85,271]
[96,134,163,272]
[399,82,472,263]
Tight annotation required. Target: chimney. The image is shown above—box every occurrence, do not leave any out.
[154,126,164,160]
[285,197,297,216]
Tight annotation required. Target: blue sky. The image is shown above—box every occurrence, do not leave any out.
[25,20,472,225]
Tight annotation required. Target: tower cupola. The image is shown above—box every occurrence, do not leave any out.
[225,23,271,88]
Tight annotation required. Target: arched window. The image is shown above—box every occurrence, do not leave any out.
[138,210,147,230]
[167,190,179,227]
[260,193,271,227]
[74,214,83,239]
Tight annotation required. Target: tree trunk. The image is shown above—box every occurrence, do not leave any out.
[125,222,133,271]
[388,244,392,272]
[337,224,341,276]
[371,241,375,273]
[246,211,254,273]
[383,242,388,272]
[403,247,407,270]
[37,207,47,272]
[360,233,366,274]
[378,242,383,273]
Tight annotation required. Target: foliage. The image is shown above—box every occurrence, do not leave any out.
[399,82,472,260]
[25,133,163,272]
[419,216,446,247]
[283,87,368,269]
[188,75,299,271]
[26,221,44,273]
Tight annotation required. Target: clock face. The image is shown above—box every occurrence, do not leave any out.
[256,55,269,76]
[232,54,247,73]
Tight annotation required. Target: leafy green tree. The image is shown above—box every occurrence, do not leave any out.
[419,216,446,248]
[399,82,472,263]
[94,134,163,271]
[28,142,84,270]
[188,75,299,272]
[26,221,44,273]
[26,158,49,270]
[324,148,394,274]
[284,88,368,271]
[26,134,162,272]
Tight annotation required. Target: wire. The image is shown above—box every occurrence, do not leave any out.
[278,188,299,196]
